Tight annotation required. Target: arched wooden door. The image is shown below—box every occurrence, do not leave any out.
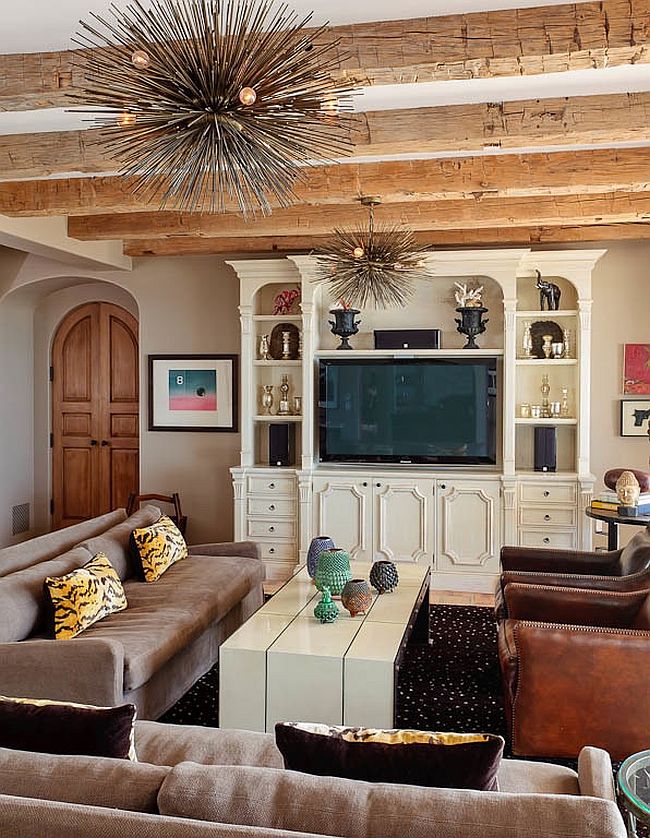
[51,302,139,529]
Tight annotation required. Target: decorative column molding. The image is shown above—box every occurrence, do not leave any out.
[502,297,518,478]
[501,477,518,547]
[296,470,313,566]
[578,481,595,550]
[577,298,593,480]
[230,468,246,542]
[238,303,254,467]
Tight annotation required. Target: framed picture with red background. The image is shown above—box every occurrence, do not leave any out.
[624,344,650,395]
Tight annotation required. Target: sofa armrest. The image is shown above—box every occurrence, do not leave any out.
[504,584,647,627]
[500,545,620,574]
[578,747,617,802]
[188,541,260,560]
[0,637,124,706]
[511,621,650,759]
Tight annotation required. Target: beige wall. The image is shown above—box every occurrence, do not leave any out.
[0,243,648,549]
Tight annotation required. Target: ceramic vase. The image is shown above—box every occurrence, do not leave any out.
[341,578,372,617]
[307,535,335,579]
[370,560,399,594]
[314,587,339,623]
[315,549,351,596]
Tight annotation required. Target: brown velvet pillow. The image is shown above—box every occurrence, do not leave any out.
[0,696,137,760]
[275,723,504,790]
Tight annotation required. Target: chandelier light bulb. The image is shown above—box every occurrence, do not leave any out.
[131,49,151,69]
[117,111,137,128]
[321,97,339,114]
[353,246,365,259]
[239,87,257,106]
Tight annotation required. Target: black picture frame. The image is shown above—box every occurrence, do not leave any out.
[148,354,238,432]
[620,398,650,438]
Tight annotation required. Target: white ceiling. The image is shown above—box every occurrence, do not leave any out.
[2,0,591,55]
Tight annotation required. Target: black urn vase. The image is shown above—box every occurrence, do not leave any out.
[455,306,489,349]
[329,308,361,350]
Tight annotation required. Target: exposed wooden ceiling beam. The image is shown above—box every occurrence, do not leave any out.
[3,147,650,217]
[123,224,650,257]
[1,0,646,110]
[2,92,650,181]
[68,192,650,241]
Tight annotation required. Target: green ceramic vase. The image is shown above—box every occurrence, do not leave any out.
[315,548,351,596]
[314,587,339,623]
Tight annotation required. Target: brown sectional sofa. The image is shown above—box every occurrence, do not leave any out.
[0,506,264,719]
[0,720,627,837]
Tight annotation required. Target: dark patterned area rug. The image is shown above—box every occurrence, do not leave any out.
[161,603,636,832]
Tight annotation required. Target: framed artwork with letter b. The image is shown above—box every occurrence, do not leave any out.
[148,354,238,431]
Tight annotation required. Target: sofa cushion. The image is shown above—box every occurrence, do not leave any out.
[130,515,188,583]
[0,696,136,760]
[275,723,504,790]
[0,747,168,813]
[0,509,126,578]
[45,553,128,640]
[79,554,263,690]
[0,546,93,642]
[79,505,162,582]
[157,763,627,838]
[135,720,283,768]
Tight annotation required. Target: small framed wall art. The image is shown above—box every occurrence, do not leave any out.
[624,344,650,395]
[620,399,650,437]
[148,354,238,432]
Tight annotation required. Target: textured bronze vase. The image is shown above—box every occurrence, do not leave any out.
[341,579,372,617]
[370,560,399,594]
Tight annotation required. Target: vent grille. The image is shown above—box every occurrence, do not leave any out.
[11,503,30,536]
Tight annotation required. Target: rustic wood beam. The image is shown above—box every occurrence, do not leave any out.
[3,92,650,181]
[3,147,650,217]
[1,0,647,110]
[123,224,650,256]
[68,192,650,241]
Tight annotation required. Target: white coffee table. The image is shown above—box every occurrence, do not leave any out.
[219,562,430,733]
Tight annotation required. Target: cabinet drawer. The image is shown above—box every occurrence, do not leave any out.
[259,542,296,562]
[248,519,296,539]
[519,507,577,527]
[518,528,577,549]
[248,498,295,517]
[519,482,576,505]
[248,475,295,496]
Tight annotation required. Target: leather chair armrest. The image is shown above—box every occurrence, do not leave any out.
[500,545,620,574]
[0,637,124,706]
[500,568,626,593]
[504,584,647,627]
[511,621,650,759]
[189,540,261,560]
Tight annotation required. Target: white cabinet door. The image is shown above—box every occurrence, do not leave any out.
[436,479,501,575]
[312,477,372,561]
[374,478,434,564]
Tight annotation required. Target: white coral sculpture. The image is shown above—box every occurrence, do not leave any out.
[454,282,484,307]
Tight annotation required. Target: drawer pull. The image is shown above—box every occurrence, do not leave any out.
[440,483,446,490]
[362,482,368,487]
[269,482,276,489]
[375,482,381,488]
[543,537,550,544]
[269,504,276,511]
[269,547,275,554]
[269,526,275,533]
[544,514,551,521]
[543,490,550,497]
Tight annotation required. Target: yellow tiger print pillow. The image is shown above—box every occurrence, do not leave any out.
[130,514,188,583]
[45,553,127,640]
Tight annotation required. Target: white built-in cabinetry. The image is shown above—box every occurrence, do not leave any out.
[228,248,605,592]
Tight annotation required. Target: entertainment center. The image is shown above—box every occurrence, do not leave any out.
[228,248,605,592]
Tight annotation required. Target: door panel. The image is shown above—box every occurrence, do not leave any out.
[436,480,501,573]
[375,479,434,564]
[312,478,371,561]
[52,303,139,528]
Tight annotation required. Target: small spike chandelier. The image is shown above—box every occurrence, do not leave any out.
[71,0,355,216]
[315,197,431,308]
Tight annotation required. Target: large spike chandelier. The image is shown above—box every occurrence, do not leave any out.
[315,197,431,309]
[71,0,356,216]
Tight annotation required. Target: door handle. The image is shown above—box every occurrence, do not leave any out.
[101,440,111,446]
[90,439,98,446]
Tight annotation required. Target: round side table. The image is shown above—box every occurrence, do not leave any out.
[618,750,650,836]
[585,507,650,551]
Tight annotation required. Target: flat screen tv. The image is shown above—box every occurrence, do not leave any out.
[318,358,498,465]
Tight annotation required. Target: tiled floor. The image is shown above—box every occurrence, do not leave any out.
[263,580,494,607]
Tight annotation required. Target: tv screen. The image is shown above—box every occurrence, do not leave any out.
[318,358,498,465]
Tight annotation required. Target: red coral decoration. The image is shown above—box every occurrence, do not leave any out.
[273,288,301,316]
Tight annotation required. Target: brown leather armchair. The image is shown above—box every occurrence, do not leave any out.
[495,526,650,619]
[498,582,650,759]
